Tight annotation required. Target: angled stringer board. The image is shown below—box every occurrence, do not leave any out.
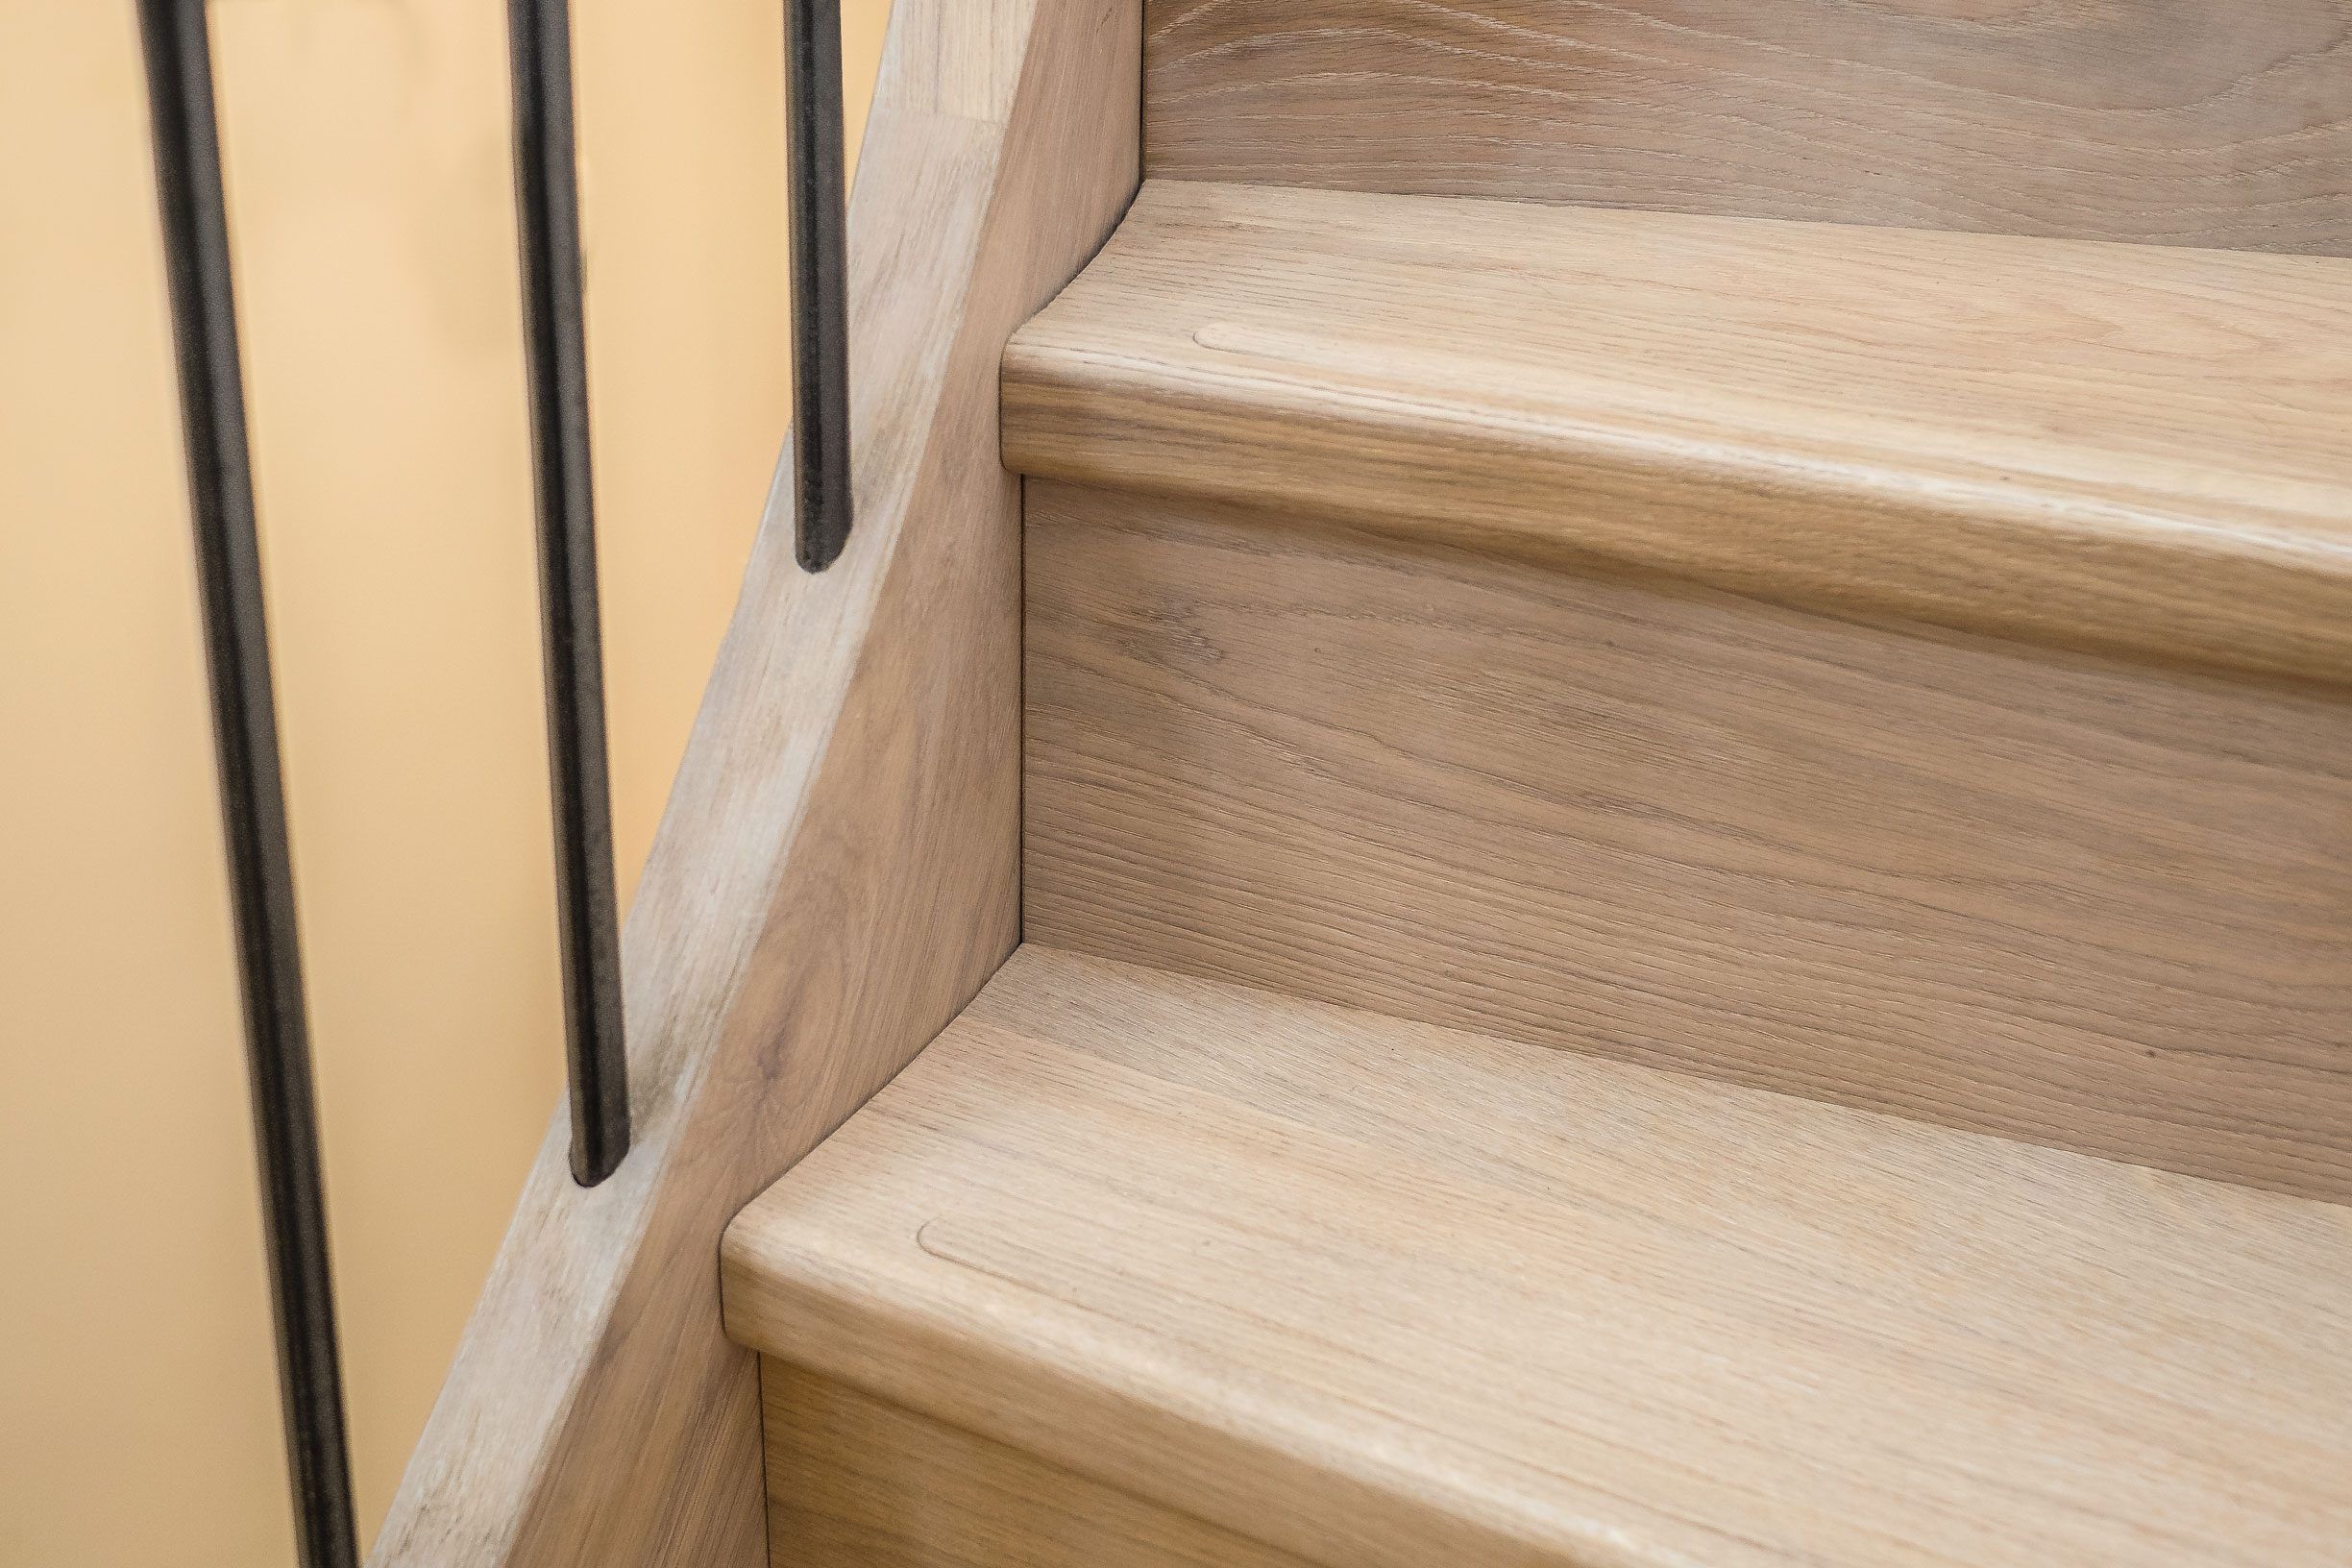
[371,3,1139,1564]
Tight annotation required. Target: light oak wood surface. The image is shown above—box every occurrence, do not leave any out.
[763,1361,1316,1568]
[1143,0,2352,254]
[1023,480,2352,1204]
[724,945,2352,1568]
[1005,180,2352,686]
[371,4,1140,1565]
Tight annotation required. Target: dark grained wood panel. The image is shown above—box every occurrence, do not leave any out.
[1144,0,2352,254]
[1022,480,2352,1204]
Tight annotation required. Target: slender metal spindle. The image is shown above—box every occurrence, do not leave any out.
[507,0,630,1186]
[135,4,360,1564]
[784,0,853,571]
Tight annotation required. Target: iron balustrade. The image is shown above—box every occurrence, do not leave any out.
[785,0,855,570]
[507,0,629,1188]
[132,0,847,1558]
[134,3,360,1565]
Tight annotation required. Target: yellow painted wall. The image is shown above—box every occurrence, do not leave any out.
[0,2,888,1562]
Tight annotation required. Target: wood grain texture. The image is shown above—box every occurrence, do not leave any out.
[762,1360,1316,1568]
[369,5,1140,1566]
[1143,0,2352,254]
[1023,480,2352,1203]
[724,945,2352,1568]
[1004,180,2352,687]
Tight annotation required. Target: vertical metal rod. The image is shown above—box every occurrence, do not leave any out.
[784,0,853,571]
[507,0,630,1186]
[134,4,360,1564]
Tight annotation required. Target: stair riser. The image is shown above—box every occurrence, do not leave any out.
[1024,479,2352,1202]
[760,1362,1311,1568]
[1144,0,2352,255]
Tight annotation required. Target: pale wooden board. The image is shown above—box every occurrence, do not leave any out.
[370,3,1142,1565]
[1004,180,2352,687]
[1143,0,2352,255]
[1022,480,2352,1204]
[762,1360,1317,1568]
[724,945,2352,1568]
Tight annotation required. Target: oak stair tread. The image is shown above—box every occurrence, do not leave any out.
[1002,180,2352,685]
[722,944,2352,1568]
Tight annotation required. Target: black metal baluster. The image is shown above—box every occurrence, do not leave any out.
[784,0,853,571]
[134,4,360,1564]
[507,0,630,1186]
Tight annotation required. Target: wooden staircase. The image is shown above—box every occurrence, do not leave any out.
[719,5,2352,1563]
[386,4,2352,1566]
